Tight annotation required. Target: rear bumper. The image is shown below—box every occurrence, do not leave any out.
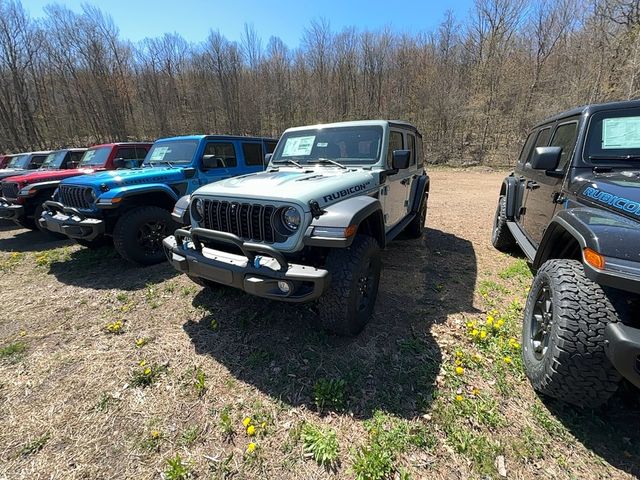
[39,200,104,241]
[0,198,23,220]
[163,227,330,303]
[605,323,640,389]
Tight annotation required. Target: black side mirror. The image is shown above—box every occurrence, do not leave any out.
[202,155,223,169]
[529,146,562,171]
[113,158,126,169]
[114,158,139,169]
[392,150,411,170]
[264,153,273,164]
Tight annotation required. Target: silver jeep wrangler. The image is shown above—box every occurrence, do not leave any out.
[163,120,430,335]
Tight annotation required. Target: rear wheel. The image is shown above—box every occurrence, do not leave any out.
[318,234,382,336]
[491,195,516,252]
[113,206,176,266]
[405,194,427,238]
[522,259,622,407]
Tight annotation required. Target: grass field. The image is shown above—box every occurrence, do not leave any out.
[0,169,638,479]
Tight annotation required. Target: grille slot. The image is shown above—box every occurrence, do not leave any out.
[200,199,283,243]
[60,185,93,209]
[1,182,19,199]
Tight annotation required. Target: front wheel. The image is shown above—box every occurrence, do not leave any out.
[318,234,382,336]
[113,206,176,266]
[522,259,622,407]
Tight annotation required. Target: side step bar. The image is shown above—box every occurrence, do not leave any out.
[506,221,536,262]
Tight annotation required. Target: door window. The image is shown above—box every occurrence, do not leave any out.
[266,141,277,154]
[203,142,237,169]
[69,151,84,168]
[549,123,578,172]
[407,133,416,166]
[242,143,263,166]
[387,131,404,165]
[136,147,149,160]
[30,155,47,169]
[116,147,137,160]
[517,132,536,166]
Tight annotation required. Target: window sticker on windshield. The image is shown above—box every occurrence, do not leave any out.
[83,151,96,161]
[282,136,315,156]
[150,146,169,160]
[602,117,640,149]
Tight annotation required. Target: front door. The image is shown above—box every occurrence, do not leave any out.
[522,121,578,246]
[384,130,412,229]
[199,141,240,186]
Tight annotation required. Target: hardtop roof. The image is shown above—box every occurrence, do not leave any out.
[534,99,640,128]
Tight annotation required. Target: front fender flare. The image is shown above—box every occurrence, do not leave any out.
[96,183,179,208]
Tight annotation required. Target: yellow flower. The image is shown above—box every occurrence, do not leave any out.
[139,360,146,366]
[495,319,505,328]
[486,316,494,325]
[466,321,474,329]
[19,330,26,337]
[135,338,146,347]
[455,366,464,375]
[504,356,512,364]
[455,351,463,358]
[247,425,256,436]
[480,330,487,340]
[471,387,480,396]
[151,430,160,439]
[473,353,482,362]
[454,358,462,366]
[455,395,464,402]
[242,417,252,428]
[144,367,152,375]
[471,329,479,337]
[246,442,256,453]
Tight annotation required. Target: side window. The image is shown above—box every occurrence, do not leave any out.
[30,155,46,169]
[242,143,263,166]
[136,148,149,160]
[116,147,137,160]
[387,131,404,164]
[549,123,578,172]
[203,142,237,169]
[525,127,552,165]
[407,133,416,166]
[266,141,277,154]
[517,132,536,166]
[69,151,84,168]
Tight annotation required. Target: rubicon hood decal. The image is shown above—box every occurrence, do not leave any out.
[583,186,640,216]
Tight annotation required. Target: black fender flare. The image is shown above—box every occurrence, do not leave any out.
[409,173,430,213]
[501,176,519,220]
[305,196,385,248]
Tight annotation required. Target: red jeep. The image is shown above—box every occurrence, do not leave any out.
[0,143,151,232]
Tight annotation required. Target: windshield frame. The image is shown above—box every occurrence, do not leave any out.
[582,107,640,167]
[270,125,384,167]
[40,150,67,170]
[142,139,199,166]
[79,146,111,168]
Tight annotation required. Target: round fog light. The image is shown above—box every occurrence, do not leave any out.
[277,281,291,294]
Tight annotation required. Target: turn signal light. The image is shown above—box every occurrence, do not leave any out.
[344,224,357,238]
[584,248,605,270]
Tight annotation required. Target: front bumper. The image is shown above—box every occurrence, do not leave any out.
[163,227,330,303]
[39,200,104,241]
[584,255,640,295]
[0,197,23,221]
[605,323,640,389]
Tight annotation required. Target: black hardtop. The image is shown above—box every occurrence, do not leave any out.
[534,99,640,129]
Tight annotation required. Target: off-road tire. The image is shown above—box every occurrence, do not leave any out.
[491,195,516,252]
[15,215,37,231]
[113,206,177,266]
[405,195,427,238]
[75,237,111,249]
[318,234,382,336]
[522,259,622,407]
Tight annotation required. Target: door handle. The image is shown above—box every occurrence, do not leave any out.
[400,178,410,185]
[526,180,540,190]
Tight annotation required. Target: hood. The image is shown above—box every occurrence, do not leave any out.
[575,170,640,221]
[0,168,27,180]
[62,166,184,189]
[194,166,378,209]
[1,167,99,186]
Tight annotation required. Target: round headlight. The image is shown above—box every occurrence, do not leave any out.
[84,188,97,204]
[282,207,301,231]
[194,198,205,219]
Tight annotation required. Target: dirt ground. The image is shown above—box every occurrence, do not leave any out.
[0,169,638,479]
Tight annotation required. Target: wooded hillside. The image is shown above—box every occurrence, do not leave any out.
[1,0,639,165]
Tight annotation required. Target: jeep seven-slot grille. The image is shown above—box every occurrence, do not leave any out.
[1,182,19,199]
[201,199,281,243]
[60,185,93,209]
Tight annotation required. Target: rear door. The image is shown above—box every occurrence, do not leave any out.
[384,129,412,229]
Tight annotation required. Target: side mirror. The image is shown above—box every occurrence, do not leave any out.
[529,146,562,171]
[264,153,273,164]
[392,150,411,170]
[202,155,223,169]
[113,158,126,169]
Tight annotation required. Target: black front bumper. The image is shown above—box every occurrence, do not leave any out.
[39,200,105,241]
[605,323,640,389]
[0,197,24,221]
[163,227,330,303]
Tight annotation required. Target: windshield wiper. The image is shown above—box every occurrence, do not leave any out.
[273,159,303,168]
[309,158,347,169]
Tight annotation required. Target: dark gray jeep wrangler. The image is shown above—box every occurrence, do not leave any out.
[493,100,640,407]
[164,120,429,335]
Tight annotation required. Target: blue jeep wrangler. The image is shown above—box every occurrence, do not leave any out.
[40,135,276,265]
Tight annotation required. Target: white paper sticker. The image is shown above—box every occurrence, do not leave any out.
[150,146,169,160]
[83,150,96,162]
[316,142,328,147]
[602,117,640,149]
[282,136,315,157]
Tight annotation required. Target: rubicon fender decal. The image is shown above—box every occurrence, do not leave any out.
[583,186,640,216]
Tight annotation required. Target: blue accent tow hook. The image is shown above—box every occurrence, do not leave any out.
[254,255,263,269]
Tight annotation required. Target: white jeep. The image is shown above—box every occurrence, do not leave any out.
[163,120,430,335]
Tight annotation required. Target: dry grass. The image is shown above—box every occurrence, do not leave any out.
[0,170,638,479]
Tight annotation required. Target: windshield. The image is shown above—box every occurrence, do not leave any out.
[143,140,198,166]
[271,126,383,165]
[80,147,111,167]
[584,108,640,162]
[7,154,28,169]
[40,150,66,170]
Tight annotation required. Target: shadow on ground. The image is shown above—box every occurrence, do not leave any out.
[542,386,640,478]
[47,245,178,290]
[184,227,478,419]
[0,228,73,252]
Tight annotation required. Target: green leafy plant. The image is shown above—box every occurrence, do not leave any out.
[301,423,339,469]
[0,341,26,360]
[180,425,200,446]
[219,405,234,439]
[193,366,206,397]
[19,434,50,457]
[313,378,346,411]
[164,453,192,480]
[352,443,394,480]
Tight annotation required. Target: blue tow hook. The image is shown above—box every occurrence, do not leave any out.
[254,255,263,269]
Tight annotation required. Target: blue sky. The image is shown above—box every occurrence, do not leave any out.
[23,0,474,46]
